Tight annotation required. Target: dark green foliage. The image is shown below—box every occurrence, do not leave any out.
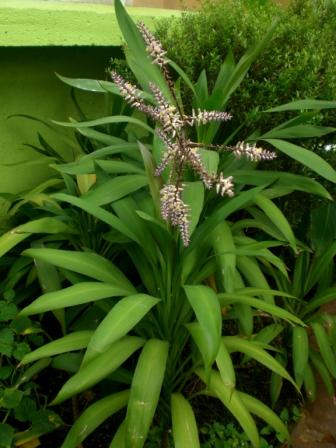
[156,0,336,230]
[156,0,336,132]
[0,261,63,446]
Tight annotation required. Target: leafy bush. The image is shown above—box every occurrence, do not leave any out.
[155,0,336,230]
[155,0,336,132]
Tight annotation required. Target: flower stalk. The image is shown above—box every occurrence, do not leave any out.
[111,22,276,245]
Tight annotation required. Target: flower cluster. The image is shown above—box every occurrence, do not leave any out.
[160,185,190,246]
[111,22,275,245]
[232,141,276,162]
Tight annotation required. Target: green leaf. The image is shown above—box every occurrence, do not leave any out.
[260,124,336,139]
[20,283,130,316]
[182,182,204,235]
[21,331,93,365]
[187,322,214,374]
[270,353,287,407]
[304,242,336,294]
[204,23,276,143]
[212,222,237,293]
[265,99,336,112]
[218,293,304,325]
[56,74,107,93]
[61,391,130,448]
[0,302,17,322]
[184,285,222,369]
[51,336,144,405]
[54,116,154,134]
[51,353,83,373]
[311,323,336,378]
[0,424,14,448]
[263,139,336,184]
[23,248,135,293]
[171,394,200,448]
[216,340,236,389]
[254,194,296,250]
[196,369,259,448]
[0,388,23,409]
[138,141,161,215]
[83,294,160,364]
[199,149,219,174]
[82,174,148,206]
[126,339,168,448]
[303,363,316,402]
[167,59,196,95]
[0,328,14,357]
[55,159,144,176]
[14,397,37,422]
[222,336,297,389]
[114,0,171,100]
[236,256,274,304]
[16,359,51,387]
[109,420,126,448]
[12,342,30,361]
[292,326,309,389]
[0,217,75,258]
[309,350,335,397]
[53,193,140,243]
[231,170,331,200]
[0,367,12,381]
[303,287,336,316]
[237,391,289,441]
[190,187,263,250]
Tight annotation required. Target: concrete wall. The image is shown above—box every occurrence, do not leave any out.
[0,47,114,193]
[0,1,179,193]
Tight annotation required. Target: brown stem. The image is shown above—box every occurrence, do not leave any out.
[161,428,169,448]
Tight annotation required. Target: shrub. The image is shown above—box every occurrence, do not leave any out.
[155,0,336,230]
[156,0,336,131]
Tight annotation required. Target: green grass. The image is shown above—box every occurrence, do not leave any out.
[0,1,180,46]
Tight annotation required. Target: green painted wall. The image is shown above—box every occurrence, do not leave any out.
[0,1,179,193]
[1,46,114,193]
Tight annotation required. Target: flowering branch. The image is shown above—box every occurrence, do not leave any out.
[111,22,276,245]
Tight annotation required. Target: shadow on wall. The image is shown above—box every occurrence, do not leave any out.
[0,46,117,194]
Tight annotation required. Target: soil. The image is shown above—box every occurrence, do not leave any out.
[291,380,336,448]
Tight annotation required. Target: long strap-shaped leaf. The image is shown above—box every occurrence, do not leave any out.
[292,326,309,389]
[184,285,222,374]
[83,294,160,365]
[218,293,304,325]
[21,331,94,365]
[23,247,135,293]
[171,394,200,448]
[0,217,75,258]
[311,323,336,378]
[222,336,297,390]
[19,282,131,316]
[125,339,168,448]
[231,169,331,199]
[61,390,130,448]
[237,391,289,441]
[53,193,140,243]
[196,369,259,448]
[263,139,336,184]
[54,115,154,134]
[254,193,296,251]
[51,336,144,405]
[189,186,264,252]
[114,0,171,101]
[82,174,148,207]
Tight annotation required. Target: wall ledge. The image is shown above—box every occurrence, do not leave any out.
[0,0,179,46]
